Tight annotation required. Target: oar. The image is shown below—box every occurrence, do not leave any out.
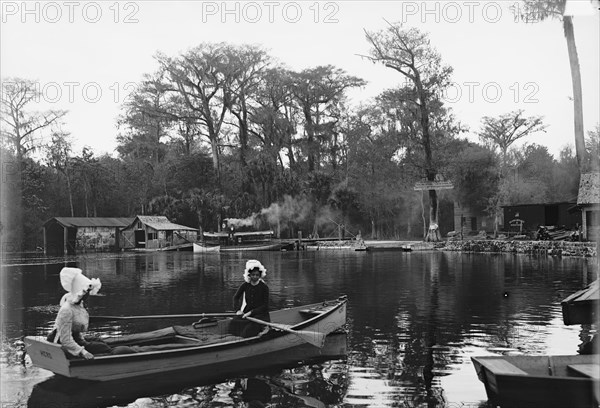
[90,312,237,322]
[245,316,325,348]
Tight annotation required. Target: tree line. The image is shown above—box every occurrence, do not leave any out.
[2,20,598,251]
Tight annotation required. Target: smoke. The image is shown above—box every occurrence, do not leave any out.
[225,195,314,229]
[225,216,258,228]
[261,195,313,225]
[226,195,344,236]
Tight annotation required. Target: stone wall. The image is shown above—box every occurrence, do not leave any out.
[437,240,597,258]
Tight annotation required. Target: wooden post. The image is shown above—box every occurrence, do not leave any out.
[63,226,68,256]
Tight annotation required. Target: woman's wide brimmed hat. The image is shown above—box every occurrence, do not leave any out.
[243,260,267,283]
[59,267,101,305]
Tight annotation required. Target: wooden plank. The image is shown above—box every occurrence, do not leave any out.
[576,283,599,301]
[568,364,600,379]
[562,280,599,303]
[482,358,528,375]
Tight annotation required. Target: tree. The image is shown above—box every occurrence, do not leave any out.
[0,78,67,249]
[225,45,272,192]
[117,69,173,166]
[478,110,546,235]
[516,0,586,169]
[448,142,499,213]
[363,23,454,241]
[45,132,75,216]
[478,110,547,169]
[584,124,600,171]
[156,43,235,187]
[1,78,67,161]
[250,67,299,184]
[289,65,366,172]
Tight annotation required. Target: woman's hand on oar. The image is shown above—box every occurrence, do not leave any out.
[90,312,237,322]
[245,316,325,348]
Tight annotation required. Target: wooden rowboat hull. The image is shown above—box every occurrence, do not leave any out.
[561,279,599,325]
[28,332,347,408]
[219,242,284,252]
[305,245,367,251]
[472,354,599,407]
[192,243,220,253]
[25,297,347,381]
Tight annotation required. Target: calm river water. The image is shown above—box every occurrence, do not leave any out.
[1,250,597,407]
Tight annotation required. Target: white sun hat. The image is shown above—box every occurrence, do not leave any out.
[59,267,101,305]
[243,260,267,283]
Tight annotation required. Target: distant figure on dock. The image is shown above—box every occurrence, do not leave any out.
[229,224,236,245]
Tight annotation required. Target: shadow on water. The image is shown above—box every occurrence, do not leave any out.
[27,332,348,408]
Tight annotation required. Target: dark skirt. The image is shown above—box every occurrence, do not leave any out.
[46,329,123,356]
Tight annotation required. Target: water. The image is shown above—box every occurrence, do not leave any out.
[1,250,597,407]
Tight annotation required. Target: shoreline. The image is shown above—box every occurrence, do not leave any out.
[363,239,597,258]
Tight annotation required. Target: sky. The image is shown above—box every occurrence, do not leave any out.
[1,0,599,159]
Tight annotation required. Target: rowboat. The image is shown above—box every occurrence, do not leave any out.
[306,245,367,251]
[27,332,347,408]
[561,279,599,325]
[192,242,220,253]
[471,354,600,407]
[219,242,286,252]
[24,296,347,381]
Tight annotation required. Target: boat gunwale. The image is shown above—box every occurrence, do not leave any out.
[30,297,347,368]
[471,355,600,382]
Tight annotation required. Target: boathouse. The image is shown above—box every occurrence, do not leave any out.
[43,217,134,255]
[576,173,600,242]
[502,202,581,233]
[120,216,198,250]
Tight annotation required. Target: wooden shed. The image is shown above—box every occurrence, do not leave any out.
[453,202,496,235]
[43,217,134,255]
[502,202,581,233]
[120,216,198,250]
[576,173,600,242]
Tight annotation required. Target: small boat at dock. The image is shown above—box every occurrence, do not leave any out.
[471,354,599,407]
[561,279,599,326]
[25,296,348,382]
[219,242,286,252]
[192,242,221,253]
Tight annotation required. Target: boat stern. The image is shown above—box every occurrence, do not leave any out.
[25,336,72,377]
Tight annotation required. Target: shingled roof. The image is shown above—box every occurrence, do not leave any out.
[577,173,600,205]
[45,217,134,228]
[132,215,198,231]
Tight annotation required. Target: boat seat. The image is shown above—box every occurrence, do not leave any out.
[299,308,326,316]
[484,359,528,375]
[567,364,600,379]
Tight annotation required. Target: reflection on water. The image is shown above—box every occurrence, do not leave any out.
[1,250,597,407]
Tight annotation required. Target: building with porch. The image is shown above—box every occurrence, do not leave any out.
[120,216,198,250]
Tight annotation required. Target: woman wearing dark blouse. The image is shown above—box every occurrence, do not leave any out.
[231,259,270,337]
